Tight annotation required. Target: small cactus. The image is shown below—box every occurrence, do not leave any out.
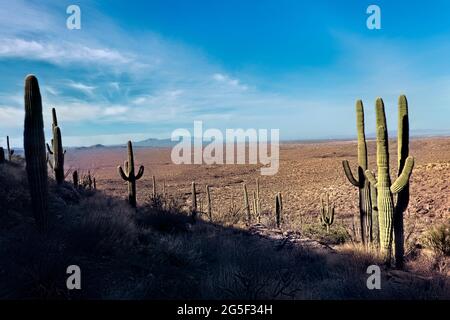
[93,177,97,190]
[24,75,50,232]
[118,141,144,208]
[6,136,14,161]
[152,175,157,197]
[87,171,93,189]
[320,193,335,233]
[46,108,66,184]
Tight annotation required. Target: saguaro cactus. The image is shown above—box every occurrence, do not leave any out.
[46,108,65,184]
[394,95,411,268]
[6,136,14,161]
[152,175,157,198]
[206,185,212,221]
[365,98,414,263]
[24,75,50,232]
[0,147,4,163]
[72,170,79,188]
[275,192,283,228]
[191,181,197,219]
[118,141,144,208]
[342,100,373,246]
[320,193,335,233]
[243,183,251,223]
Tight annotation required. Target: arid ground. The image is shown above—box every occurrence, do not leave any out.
[66,137,450,248]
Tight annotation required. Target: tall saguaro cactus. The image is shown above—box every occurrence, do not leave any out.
[342,100,373,246]
[365,98,414,263]
[394,95,411,268]
[46,108,65,184]
[6,136,14,161]
[24,75,50,232]
[118,141,144,208]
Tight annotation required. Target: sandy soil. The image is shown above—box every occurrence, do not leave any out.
[65,137,450,238]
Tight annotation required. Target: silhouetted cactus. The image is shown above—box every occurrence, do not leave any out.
[342,100,373,246]
[6,136,14,161]
[118,141,144,208]
[24,75,50,232]
[0,147,4,163]
[152,175,156,197]
[46,108,65,184]
[93,177,97,190]
[365,98,414,264]
[320,193,334,233]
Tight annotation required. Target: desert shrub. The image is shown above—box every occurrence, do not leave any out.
[302,222,349,245]
[423,222,450,256]
[64,196,138,256]
[136,206,191,234]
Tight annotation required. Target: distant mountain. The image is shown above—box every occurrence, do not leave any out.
[75,144,107,150]
[133,138,175,148]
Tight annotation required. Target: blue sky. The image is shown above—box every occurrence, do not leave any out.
[0,0,450,146]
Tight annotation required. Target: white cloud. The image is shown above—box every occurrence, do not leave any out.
[212,73,248,90]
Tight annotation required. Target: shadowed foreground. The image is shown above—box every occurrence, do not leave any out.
[0,160,448,299]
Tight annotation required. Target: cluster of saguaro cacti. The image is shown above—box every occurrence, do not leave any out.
[275,192,283,228]
[320,193,335,233]
[342,100,373,246]
[6,136,14,161]
[24,75,50,232]
[46,108,66,184]
[365,97,414,265]
[118,141,144,208]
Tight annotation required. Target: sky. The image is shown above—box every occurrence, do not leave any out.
[0,0,450,147]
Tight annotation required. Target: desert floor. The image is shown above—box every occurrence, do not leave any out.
[66,137,450,241]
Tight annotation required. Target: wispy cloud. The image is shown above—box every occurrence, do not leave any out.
[67,81,97,96]
[0,38,133,66]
